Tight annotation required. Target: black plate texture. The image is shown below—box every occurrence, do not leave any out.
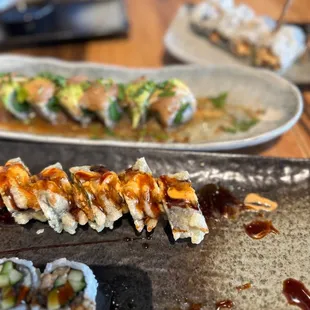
[0,140,309,310]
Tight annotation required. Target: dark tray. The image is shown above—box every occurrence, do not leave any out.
[0,140,309,309]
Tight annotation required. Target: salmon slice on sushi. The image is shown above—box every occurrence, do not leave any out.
[158,171,209,244]
[119,158,163,233]
[34,258,97,310]
[79,79,122,128]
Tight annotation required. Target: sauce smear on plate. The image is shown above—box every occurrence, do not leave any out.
[283,278,310,310]
[244,219,279,239]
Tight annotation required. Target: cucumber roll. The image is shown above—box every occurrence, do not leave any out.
[149,79,196,127]
[56,82,92,126]
[158,171,209,244]
[35,258,97,310]
[79,79,122,128]
[0,158,46,225]
[119,158,163,233]
[0,257,40,310]
[21,76,60,124]
[70,165,124,230]
[32,163,78,234]
[124,78,156,128]
[0,75,33,121]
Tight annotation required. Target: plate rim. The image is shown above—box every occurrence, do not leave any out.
[0,54,304,151]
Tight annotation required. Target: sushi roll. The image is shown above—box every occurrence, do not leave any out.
[230,16,275,57]
[149,79,196,127]
[56,82,93,126]
[119,158,163,233]
[0,257,40,310]
[21,76,60,124]
[70,165,124,231]
[0,75,34,121]
[79,79,122,128]
[254,25,306,72]
[123,78,156,128]
[158,171,208,244]
[32,163,80,234]
[0,158,46,225]
[35,258,97,310]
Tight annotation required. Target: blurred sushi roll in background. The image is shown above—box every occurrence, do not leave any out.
[123,77,156,128]
[79,79,122,129]
[0,74,34,121]
[0,158,46,225]
[119,158,163,232]
[150,79,197,127]
[254,25,307,72]
[158,171,209,244]
[0,257,40,310]
[34,258,97,310]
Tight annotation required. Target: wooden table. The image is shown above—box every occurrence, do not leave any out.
[7,0,310,158]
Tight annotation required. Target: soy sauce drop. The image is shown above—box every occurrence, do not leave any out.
[283,278,310,310]
[244,220,279,239]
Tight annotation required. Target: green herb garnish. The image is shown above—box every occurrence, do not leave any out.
[118,83,126,101]
[12,98,30,113]
[174,103,190,125]
[158,90,175,97]
[223,118,258,133]
[108,99,122,122]
[39,72,66,87]
[210,92,228,109]
[47,97,60,112]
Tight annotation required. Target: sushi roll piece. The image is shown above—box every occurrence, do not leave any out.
[35,258,97,310]
[56,82,93,126]
[0,257,40,310]
[149,79,196,127]
[0,75,34,121]
[123,77,156,128]
[119,158,163,233]
[70,165,124,231]
[230,16,275,57]
[158,171,208,244]
[0,158,46,225]
[32,163,81,234]
[79,79,122,128]
[21,76,61,124]
[254,25,306,72]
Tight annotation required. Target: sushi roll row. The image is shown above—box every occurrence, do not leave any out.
[190,0,306,72]
[0,257,97,310]
[0,73,196,129]
[0,157,208,244]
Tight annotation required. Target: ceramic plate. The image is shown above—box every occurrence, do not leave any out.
[164,6,310,85]
[0,141,309,309]
[0,54,303,151]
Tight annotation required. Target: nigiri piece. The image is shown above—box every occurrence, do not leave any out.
[0,158,46,224]
[0,76,34,121]
[32,163,79,234]
[79,79,122,128]
[158,171,208,244]
[21,76,60,124]
[119,158,163,233]
[56,82,92,125]
[124,78,156,128]
[70,165,124,231]
[150,79,196,127]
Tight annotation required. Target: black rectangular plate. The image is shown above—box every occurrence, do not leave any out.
[0,140,309,309]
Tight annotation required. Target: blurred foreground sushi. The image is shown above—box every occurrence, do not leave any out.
[0,257,40,309]
[35,258,97,310]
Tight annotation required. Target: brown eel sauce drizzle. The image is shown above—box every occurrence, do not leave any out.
[216,300,234,309]
[197,184,243,219]
[244,220,279,239]
[236,282,252,292]
[283,278,310,310]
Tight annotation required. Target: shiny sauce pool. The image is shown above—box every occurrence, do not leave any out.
[216,300,234,309]
[244,219,279,239]
[283,278,310,310]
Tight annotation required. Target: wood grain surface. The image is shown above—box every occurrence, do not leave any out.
[6,0,310,158]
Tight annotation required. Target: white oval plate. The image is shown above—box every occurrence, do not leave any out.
[0,54,303,151]
[164,6,310,85]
